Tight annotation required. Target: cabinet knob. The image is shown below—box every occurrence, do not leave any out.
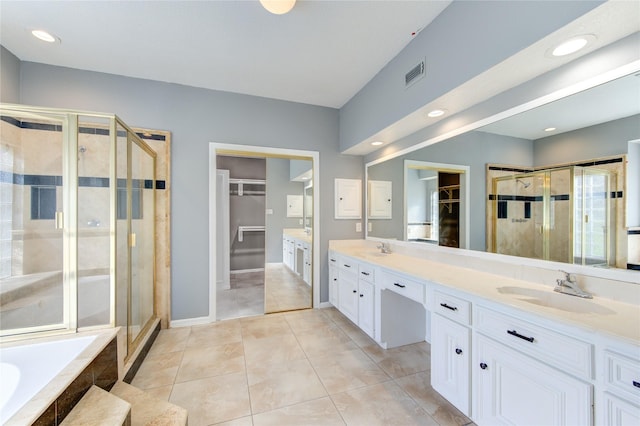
[455,348,462,355]
[360,294,364,297]
[353,290,357,293]
[480,362,488,370]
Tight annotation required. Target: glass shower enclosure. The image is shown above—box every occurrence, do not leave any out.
[491,166,615,266]
[0,103,156,360]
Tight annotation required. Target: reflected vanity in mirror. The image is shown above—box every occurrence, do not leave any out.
[366,72,640,270]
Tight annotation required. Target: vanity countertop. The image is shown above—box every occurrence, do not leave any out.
[283,228,311,244]
[329,240,640,345]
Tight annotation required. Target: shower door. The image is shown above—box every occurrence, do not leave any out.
[0,111,77,337]
[574,167,611,266]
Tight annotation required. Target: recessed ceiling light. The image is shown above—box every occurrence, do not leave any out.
[544,127,557,132]
[550,35,595,57]
[31,29,57,43]
[259,0,296,14]
[371,141,384,146]
[427,109,446,118]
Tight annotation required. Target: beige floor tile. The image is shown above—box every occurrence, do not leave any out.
[176,341,245,383]
[170,372,251,426]
[395,372,471,426]
[309,348,390,394]
[252,397,345,426]
[187,319,243,348]
[335,319,378,348]
[331,381,438,426]
[243,333,306,368]
[141,384,173,402]
[131,351,182,389]
[213,416,254,426]
[295,323,358,358]
[363,342,430,378]
[240,314,292,340]
[284,309,335,333]
[147,327,191,357]
[247,358,327,414]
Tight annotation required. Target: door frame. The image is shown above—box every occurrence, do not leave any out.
[208,142,320,322]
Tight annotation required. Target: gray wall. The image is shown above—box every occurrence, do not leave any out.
[533,114,639,165]
[1,46,20,103]
[339,1,602,151]
[14,61,362,321]
[367,131,533,250]
[266,158,306,263]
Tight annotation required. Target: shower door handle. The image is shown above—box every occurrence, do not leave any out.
[55,211,64,229]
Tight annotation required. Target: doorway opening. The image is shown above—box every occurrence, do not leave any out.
[209,144,319,322]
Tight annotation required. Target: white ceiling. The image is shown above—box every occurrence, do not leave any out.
[0,0,450,108]
[480,72,640,141]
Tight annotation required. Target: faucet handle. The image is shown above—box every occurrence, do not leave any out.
[558,270,574,282]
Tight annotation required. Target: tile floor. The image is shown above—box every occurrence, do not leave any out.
[132,308,474,426]
[217,265,312,320]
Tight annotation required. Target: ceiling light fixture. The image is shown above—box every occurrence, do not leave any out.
[550,35,595,57]
[544,127,557,132]
[371,141,384,146]
[259,0,296,15]
[31,29,57,43]
[427,109,446,118]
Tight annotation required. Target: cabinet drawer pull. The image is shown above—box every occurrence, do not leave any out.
[633,381,640,389]
[480,362,488,370]
[361,272,370,276]
[330,258,336,262]
[333,278,337,282]
[360,294,364,297]
[393,283,406,288]
[344,264,351,268]
[440,303,458,311]
[455,348,463,355]
[507,329,535,343]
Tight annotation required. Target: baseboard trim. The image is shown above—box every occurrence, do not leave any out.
[170,315,214,328]
[317,302,333,309]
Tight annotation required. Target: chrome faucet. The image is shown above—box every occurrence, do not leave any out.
[554,270,592,299]
[377,242,392,254]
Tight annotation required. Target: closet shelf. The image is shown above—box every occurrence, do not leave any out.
[238,225,265,242]
[229,178,266,196]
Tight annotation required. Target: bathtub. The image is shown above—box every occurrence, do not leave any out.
[0,334,97,424]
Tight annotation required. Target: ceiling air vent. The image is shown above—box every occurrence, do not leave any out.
[405,60,425,88]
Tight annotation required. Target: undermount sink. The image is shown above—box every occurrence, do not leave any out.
[497,286,615,315]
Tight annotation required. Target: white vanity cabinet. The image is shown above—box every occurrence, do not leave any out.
[473,306,593,426]
[282,230,312,285]
[357,263,376,338]
[598,344,640,425]
[328,253,339,307]
[337,258,359,324]
[431,290,471,416]
[282,236,294,270]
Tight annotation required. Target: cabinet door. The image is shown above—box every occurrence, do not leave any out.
[474,335,592,426]
[431,314,470,416]
[368,180,392,219]
[335,178,362,219]
[329,265,339,307]
[338,271,359,324]
[601,393,640,426]
[358,280,375,338]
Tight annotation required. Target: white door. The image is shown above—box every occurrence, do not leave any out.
[216,170,230,290]
[368,180,392,219]
[338,270,359,323]
[358,280,375,338]
[431,314,470,415]
[474,335,592,426]
[601,393,640,426]
[329,264,338,307]
[335,178,362,219]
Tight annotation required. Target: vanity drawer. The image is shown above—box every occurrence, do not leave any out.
[340,257,357,272]
[380,270,425,305]
[605,350,640,402]
[433,290,471,326]
[475,306,593,380]
[359,264,375,283]
[329,252,340,266]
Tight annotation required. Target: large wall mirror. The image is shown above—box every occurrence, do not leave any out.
[366,71,639,270]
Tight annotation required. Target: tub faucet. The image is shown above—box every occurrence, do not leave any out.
[554,270,592,299]
[377,242,392,254]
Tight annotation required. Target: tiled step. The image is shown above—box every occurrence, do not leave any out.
[60,385,131,425]
[110,381,188,426]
